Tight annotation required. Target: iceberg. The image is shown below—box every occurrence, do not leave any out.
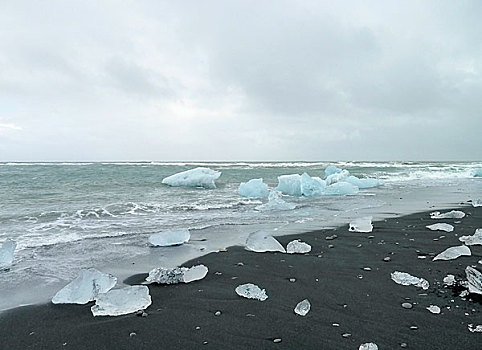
[430,210,466,219]
[300,173,325,197]
[238,178,269,198]
[459,229,482,246]
[52,268,117,304]
[275,174,302,196]
[325,170,350,186]
[145,264,208,284]
[148,229,190,247]
[465,266,482,295]
[235,283,268,301]
[286,239,312,254]
[349,217,373,233]
[161,167,221,189]
[91,285,152,317]
[359,343,378,350]
[0,239,16,268]
[433,245,471,261]
[391,271,429,290]
[294,299,311,316]
[345,176,383,189]
[255,190,296,211]
[324,165,343,178]
[426,223,454,232]
[323,181,359,196]
[245,231,286,253]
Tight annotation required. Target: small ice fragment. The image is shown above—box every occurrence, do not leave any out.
[468,324,482,333]
[294,299,311,316]
[275,174,302,196]
[430,210,465,219]
[245,231,286,253]
[359,343,378,350]
[286,239,311,254]
[426,223,454,232]
[148,229,190,247]
[300,173,325,197]
[426,305,441,314]
[391,271,429,290]
[145,265,208,284]
[161,167,221,189]
[0,239,16,268]
[472,199,482,207]
[443,274,456,286]
[349,217,373,233]
[238,178,269,198]
[465,266,482,295]
[433,245,471,261]
[91,285,151,317]
[235,283,268,301]
[323,181,359,196]
[255,191,296,211]
[183,265,209,283]
[459,229,482,246]
[52,268,117,304]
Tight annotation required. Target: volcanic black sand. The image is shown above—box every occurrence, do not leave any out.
[1,206,481,349]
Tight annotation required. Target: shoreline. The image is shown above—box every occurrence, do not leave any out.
[1,206,481,349]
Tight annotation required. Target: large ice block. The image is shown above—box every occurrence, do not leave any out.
[433,245,471,261]
[286,239,312,254]
[430,210,465,219]
[349,217,373,233]
[459,229,482,246]
[324,165,343,178]
[91,285,152,316]
[323,182,359,196]
[325,170,350,185]
[238,178,269,198]
[275,174,302,196]
[245,231,286,253]
[426,223,454,232]
[345,176,383,189]
[300,173,325,197]
[161,167,221,189]
[148,229,190,247]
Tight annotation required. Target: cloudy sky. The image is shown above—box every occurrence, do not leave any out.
[0,0,481,161]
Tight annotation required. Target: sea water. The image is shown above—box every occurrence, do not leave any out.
[0,161,481,310]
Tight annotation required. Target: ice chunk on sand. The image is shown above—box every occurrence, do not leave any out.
[325,170,350,185]
[426,223,454,232]
[391,271,429,290]
[472,199,482,207]
[443,274,456,286]
[235,283,268,301]
[468,324,482,333]
[275,174,302,196]
[433,245,471,261]
[426,305,441,314]
[294,299,311,316]
[148,229,190,247]
[324,165,343,178]
[465,266,482,295]
[324,181,359,196]
[91,285,151,317]
[245,231,286,253]
[345,176,383,189]
[286,239,311,254]
[300,173,325,197]
[0,239,16,268]
[359,343,378,350]
[145,264,208,284]
[52,268,117,304]
[430,210,465,219]
[161,167,221,189]
[255,190,296,211]
[459,229,482,246]
[349,217,373,233]
[238,178,269,198]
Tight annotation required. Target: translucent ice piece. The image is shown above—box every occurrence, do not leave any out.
[300,173,325,197]
[459,229,482,246]
[349,217,373,233]
[465,266,482,295]
[359,343,378,350]
[52,268,117,304]
[324,165,343,178]
[286,239,312,254]
[346,176,383,189]
[245,231,286,253]
[294,299,311,316]
[148,229,190,247]
[426,305,441,314]
[238,178,269,198]
[182,265,209,283]
[235,283,268,301]
[145,264,208,284]
[91,285,151,317]
[426,223,454,232]
[391,271,429,290]
[325,170,350,186]
[255,191,296,211]
[275,174,302,196]
[433,245,471,261]
[0,239,16,268]
[161,167,221,189]
[430,210,465,219]
[443,274,456,286]
[323,182,359,196]
[473,168,482,177]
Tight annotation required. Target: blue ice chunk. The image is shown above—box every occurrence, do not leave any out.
[275,174,302,196]
[474,168,482,177]
[162,167,221,189]
[324,165,343,178]
[300,173,325,197]
[325,170,350,185]
[323,182,359,196]
[239,178,269,198]
[345,176,383,189]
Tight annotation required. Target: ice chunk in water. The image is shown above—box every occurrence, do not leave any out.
[349,217,373,233]
[345,176,383,189]
[459,229,482,246]
[238,178,269,198]
[286,239,312,254]
[245,231,286,253]
[91,285,151,317]
[145,264,208,284]
[294,299,311,316]
[433,245,471,261]
[235,283,268,301]
[300,173,325,197]
[52,268,117,304]
[324,181,359,196]
[148,229,190,247]
[325,170,350,185]
[443,274,456,286]
[472,199,482,207]
[324,165,343,178]
[391,271,429,290]
[0,239,16,268]
[426,223,454,232]
[465,266,482,295]
[359,343,378,350]
[275,174,302,196]
[430,210,465,219]
[473,168,482,177]
[161,167,221,189]
[255,191,296,211]
[426,305,441,314]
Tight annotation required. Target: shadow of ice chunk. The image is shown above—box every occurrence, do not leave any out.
[430,210,465,219]
[433,245,471,261]
[255,191,296,211]
[0,239,16,268]
[145,265,208,284]
[294,299,311,316]
[245,231,286,253]
[426,223,454,232]
[466,266,482,295]
[349,217,373,233]
[161,167,221,189]
[52,268,117,304]
[391,271,429,290]
[235,283,268,301]
[239,178,269,198]
[148,229,190,247]
[91,285,151,317]
[286,239,311,254]
[459,229,482,246]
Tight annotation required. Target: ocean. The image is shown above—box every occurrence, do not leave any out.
[1,161,481,310]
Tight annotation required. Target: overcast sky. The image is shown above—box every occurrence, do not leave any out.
[0,0,481,161]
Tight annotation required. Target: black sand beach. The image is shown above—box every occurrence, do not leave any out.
[1,206,481,349]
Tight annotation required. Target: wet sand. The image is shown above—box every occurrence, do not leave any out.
[1,206,481,349]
